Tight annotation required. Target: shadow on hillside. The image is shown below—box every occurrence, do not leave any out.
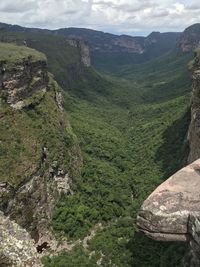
[155,108,191,180]
[127,231,188,266]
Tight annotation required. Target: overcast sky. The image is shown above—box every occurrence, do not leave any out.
[0,0,200,36]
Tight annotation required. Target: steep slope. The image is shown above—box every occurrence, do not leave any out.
[178,23,200,52]
[0,42,81,247]
[137,50,200,266]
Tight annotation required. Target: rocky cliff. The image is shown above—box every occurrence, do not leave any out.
[137,50,200,266]
[187,49,200,163]
[0,43,82,266]
[178,24,200,52]
[0,211,42,267]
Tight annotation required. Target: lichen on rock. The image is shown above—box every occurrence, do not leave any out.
[0,211,42,267]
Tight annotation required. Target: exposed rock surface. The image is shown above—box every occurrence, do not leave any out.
[178,23,200,52]
[188,50,200,163]
[55,28,180,56]
[0,43,82,266]
[0,211,41,267]
[0,43,48,109]
[66,39,91,67]
[137,159,200,242]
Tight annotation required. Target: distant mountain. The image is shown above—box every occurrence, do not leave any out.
[55,28,179,54]
[178,23,200,52]
[0,22,180,71]
[54,28,180,71]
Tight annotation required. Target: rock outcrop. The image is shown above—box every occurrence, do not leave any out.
[0,211,41,267]
[0,43,48,109]
[66,39,91,67]
[178,23,200,52]
[188,49,200,163]
[137,159,200,242]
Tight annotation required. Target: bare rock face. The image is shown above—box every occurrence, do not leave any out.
[188,52,200,163]
[178,23,200,52]
[0,211,42,267]
[0,58,48,108]
[66,39,91,67]
[137,159,200,242]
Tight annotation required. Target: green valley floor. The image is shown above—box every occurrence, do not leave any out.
[42,51,192,267]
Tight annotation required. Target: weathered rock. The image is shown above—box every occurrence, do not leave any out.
[178,23,200,52]
[66,39,91,67]
[137,159,200,242]
[0,211,42,267]
[188,53,200,163]
[0,55,48,108]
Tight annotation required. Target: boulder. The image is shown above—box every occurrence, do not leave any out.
[137,159,200,241]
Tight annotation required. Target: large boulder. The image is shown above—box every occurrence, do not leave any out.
[137,159,200,242]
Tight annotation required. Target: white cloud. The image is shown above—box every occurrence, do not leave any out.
[0,0,199,35]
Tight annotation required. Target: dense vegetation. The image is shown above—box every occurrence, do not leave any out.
[0,30,192,266]
[48,51,191,266]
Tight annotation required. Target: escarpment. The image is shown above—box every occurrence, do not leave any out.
[137,50,200,266]
[0,43,48,109]
[188,49,200,163]
[0,43,82,266]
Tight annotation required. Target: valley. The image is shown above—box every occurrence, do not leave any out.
[0,24,197,266]
[44,50,192,266]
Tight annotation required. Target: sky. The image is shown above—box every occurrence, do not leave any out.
[0,0,200,36]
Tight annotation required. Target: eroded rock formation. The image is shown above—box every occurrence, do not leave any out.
[0,211,41,267]
[178,24,200,52]
[137,159,200,242]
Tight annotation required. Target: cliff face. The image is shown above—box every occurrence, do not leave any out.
[178,24,200,52]
[0,43,82,265]
[188,50,200,162]
[137,50,200,265]
[0,46,48,112]
[66,39,91,67]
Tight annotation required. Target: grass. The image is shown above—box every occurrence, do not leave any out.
[0,42,46,68]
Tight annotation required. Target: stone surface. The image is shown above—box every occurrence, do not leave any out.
[178,23,200,52]
[188,55,200,163]
[0,211,42,267]
[66,39,91,67]
[137,159,200,241]
[0,57,48,107]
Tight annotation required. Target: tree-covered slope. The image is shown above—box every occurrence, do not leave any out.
[46,50,191,265]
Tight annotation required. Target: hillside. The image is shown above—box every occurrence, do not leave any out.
[0,22,180,72]
[0,27,194,266]
[0,42,82,263]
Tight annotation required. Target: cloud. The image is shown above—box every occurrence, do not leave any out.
[0,0,199,35]
[0,0,37,13]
